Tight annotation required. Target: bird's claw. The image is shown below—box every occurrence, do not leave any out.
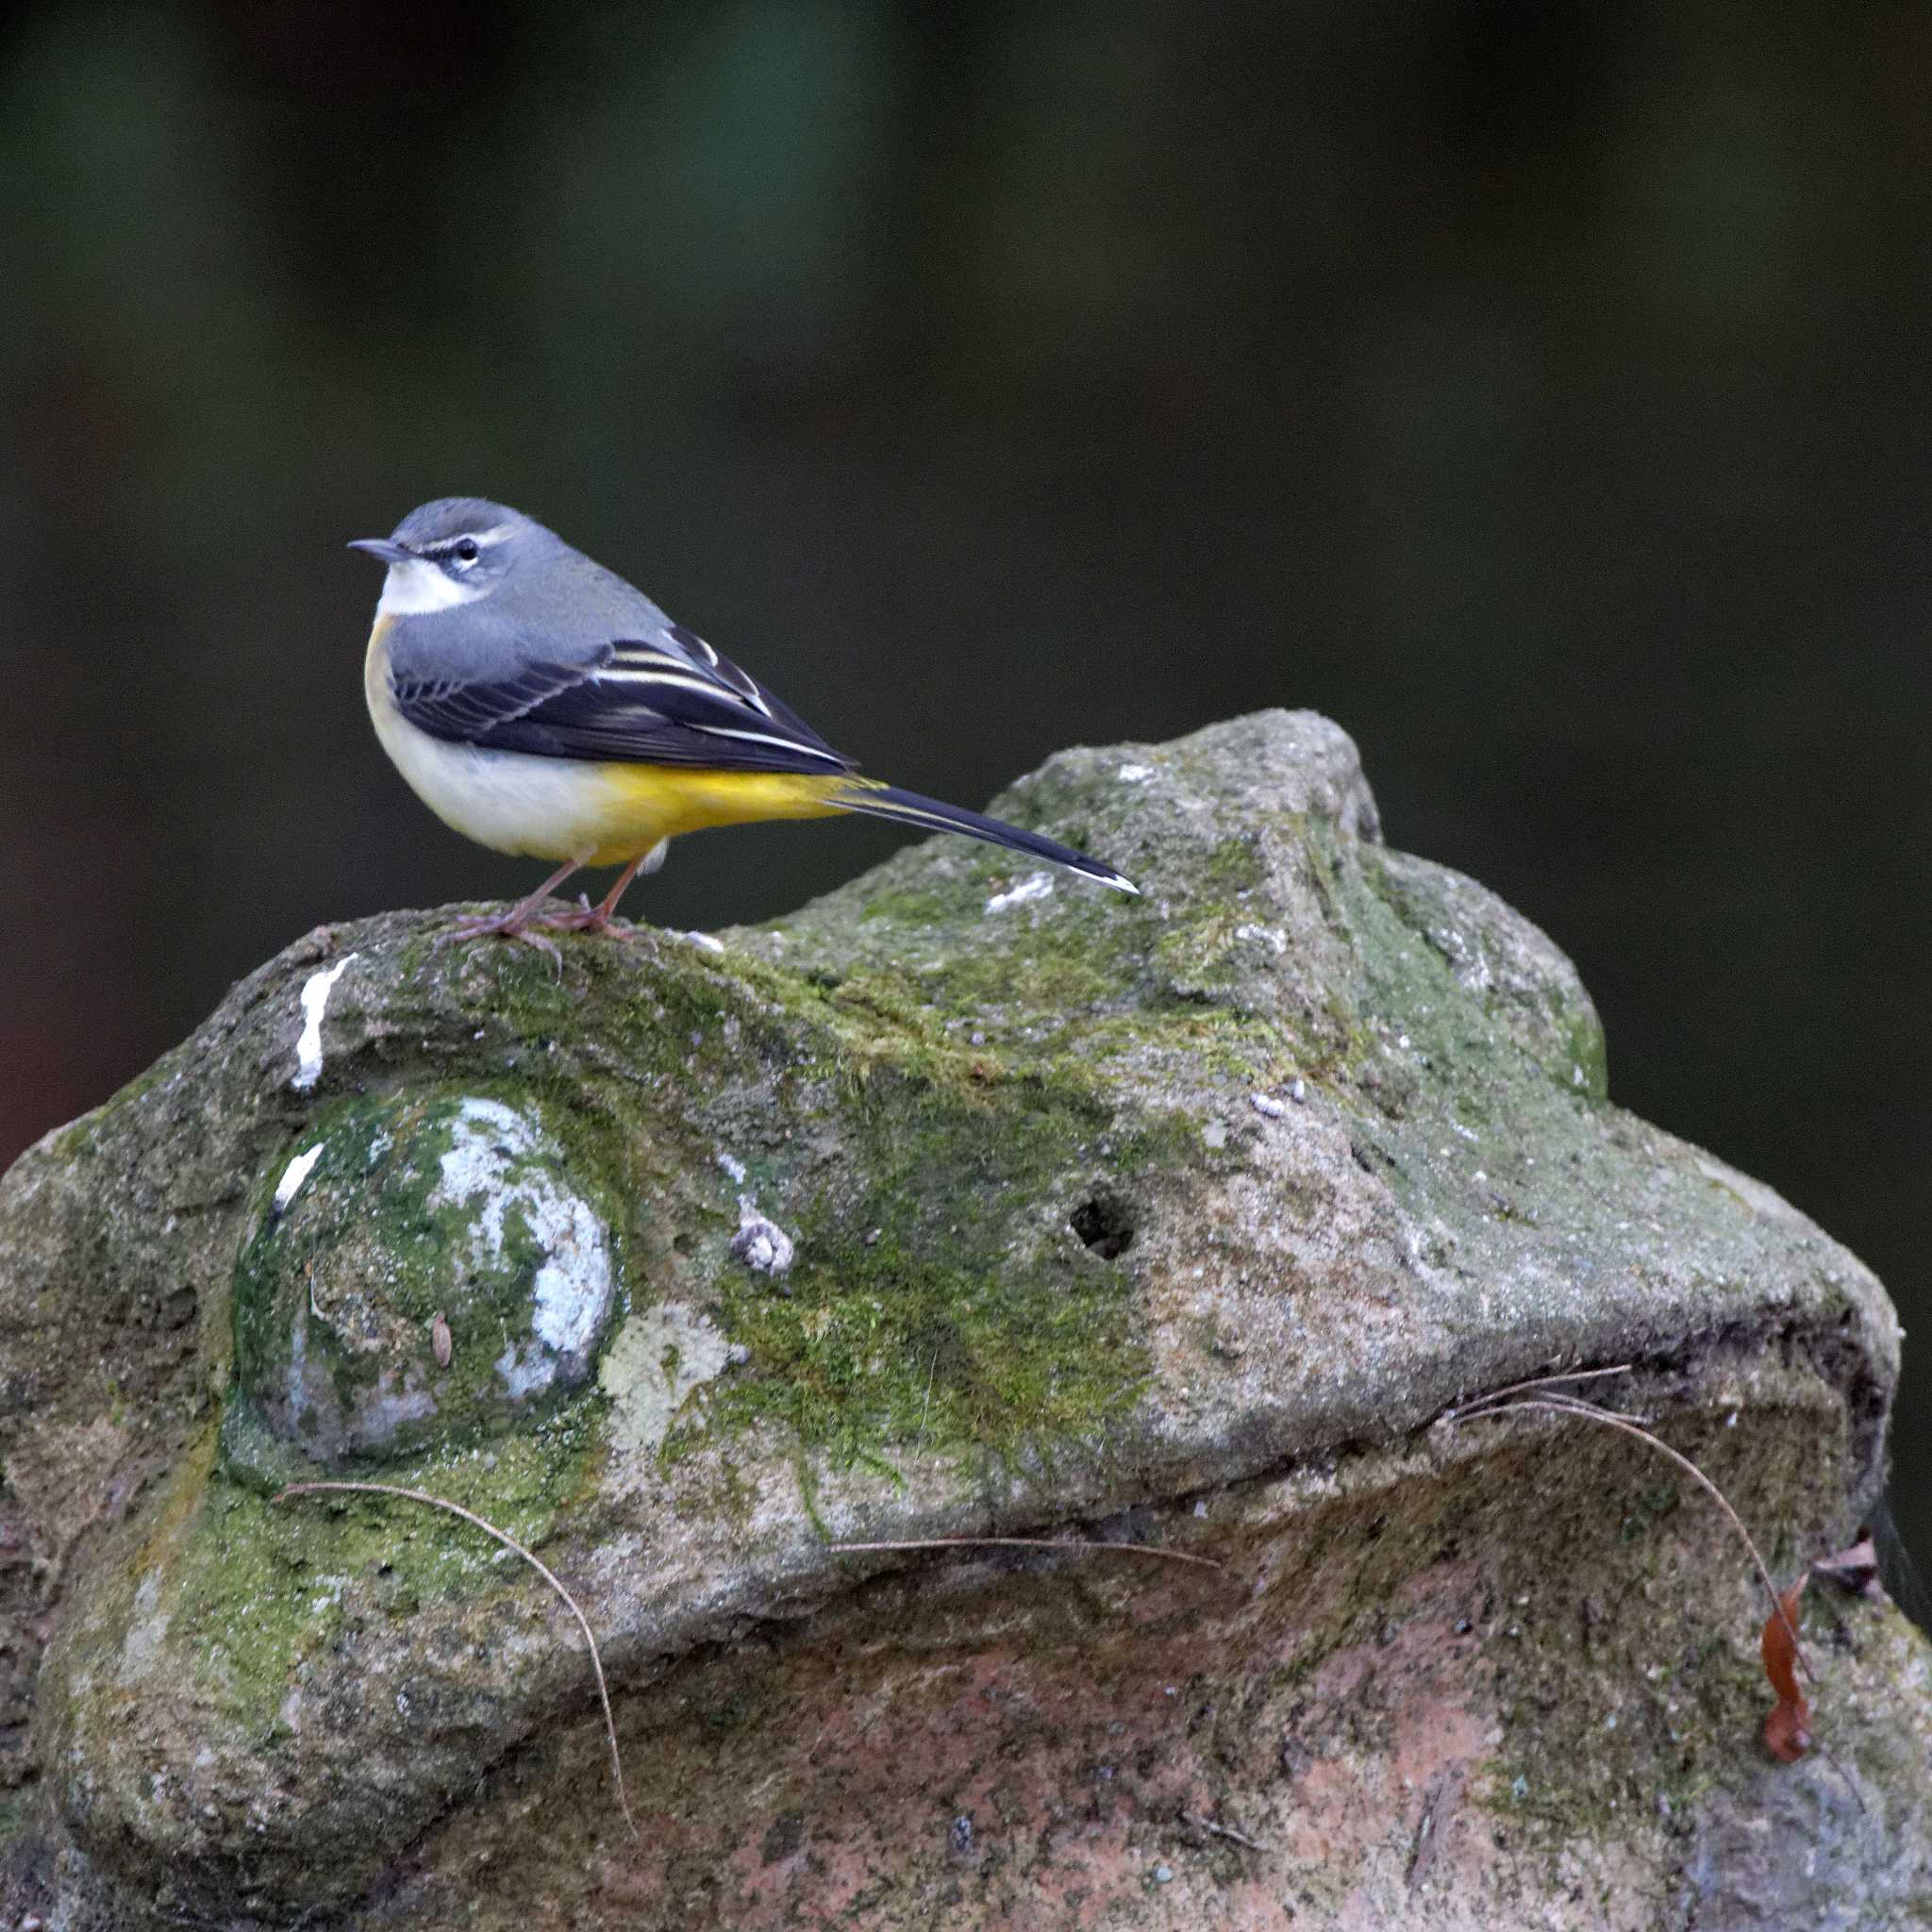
[513,928,564,969]
[435,912,565,971]
[435,904,647,972]
[527,905,641,940]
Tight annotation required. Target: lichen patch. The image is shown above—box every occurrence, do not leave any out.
[231,1091,620,1464]
[599,1304,738,1456]
[432,1097,615,1378]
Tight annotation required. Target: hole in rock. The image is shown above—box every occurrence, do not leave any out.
[1071,1193,1135,1259]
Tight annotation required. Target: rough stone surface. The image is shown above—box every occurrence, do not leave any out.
[0,709,1920,1930]
[233,1090,618,1464]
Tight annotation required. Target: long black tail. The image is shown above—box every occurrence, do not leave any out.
[830,783,1138,893]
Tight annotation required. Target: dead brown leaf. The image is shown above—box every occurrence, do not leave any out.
[1761,1576,1812,1762]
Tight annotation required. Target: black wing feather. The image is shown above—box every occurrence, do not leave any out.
[391,635,854,776]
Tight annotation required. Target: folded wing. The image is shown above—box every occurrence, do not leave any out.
[390,623,854,775]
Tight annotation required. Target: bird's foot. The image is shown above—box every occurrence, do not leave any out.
[522,895,641,939]
[434,910,565,968]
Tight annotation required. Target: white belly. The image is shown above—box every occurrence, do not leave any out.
[364,626,616,861]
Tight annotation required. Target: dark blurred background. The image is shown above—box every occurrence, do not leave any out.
[1,4,1924,1582]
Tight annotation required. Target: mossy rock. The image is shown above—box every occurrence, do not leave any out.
[0,710,1919,1930]
[228,1091,619,1468]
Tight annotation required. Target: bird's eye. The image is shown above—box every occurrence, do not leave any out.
[451,538,481,565]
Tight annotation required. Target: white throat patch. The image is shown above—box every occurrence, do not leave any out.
[377,558,489,616]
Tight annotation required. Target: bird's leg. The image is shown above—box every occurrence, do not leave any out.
[436,858,583,961]
[539,841,668,937]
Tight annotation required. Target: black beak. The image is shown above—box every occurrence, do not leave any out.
[347,538,412,564]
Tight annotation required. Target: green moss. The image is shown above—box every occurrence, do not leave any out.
[41,1053,175,1164]
[0,1783,33,1857]
[855,884,967,926]
[667,1062,1157,1478]
[1202,832,1270,894]
[123,1400,609,1741]
[1563,1000,1611,1098]
[845,944,1120,1038]
[230,1089,623,1469]
[1347,844,1609,1105]
[313,926,1175,1487]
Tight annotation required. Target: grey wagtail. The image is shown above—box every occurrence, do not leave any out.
[352,498,1137,953]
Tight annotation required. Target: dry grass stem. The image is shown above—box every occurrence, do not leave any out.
[1446,1391,1811,1682]
[830,1536,1223,1572]
[275,1479,637,1837]
[1181,1810,1267,1850]
[1440,1362,1634,1418]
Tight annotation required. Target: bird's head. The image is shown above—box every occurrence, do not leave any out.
[349,498,558,615]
